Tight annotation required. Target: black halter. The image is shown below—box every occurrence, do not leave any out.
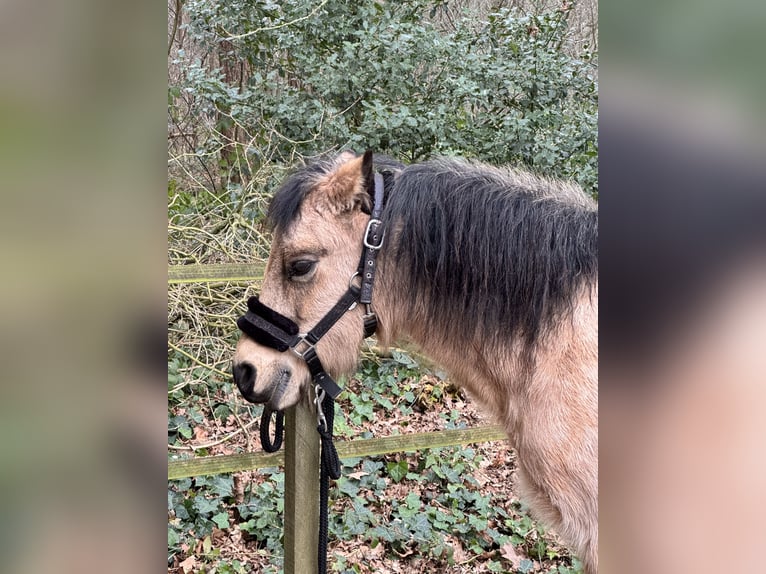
[236,171,387,400]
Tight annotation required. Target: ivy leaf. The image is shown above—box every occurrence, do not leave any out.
[386,460,408,483]
[178,423,193,439]
[210,475,233,498]
[193,496,219,517]
[212,511,230,529]
[337,476,360,498]
[168,527,179,548]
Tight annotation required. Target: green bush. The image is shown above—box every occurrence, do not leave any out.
[171,0,597,196]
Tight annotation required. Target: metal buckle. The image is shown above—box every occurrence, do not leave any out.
[363,218,385,250]
[290,334,315,359]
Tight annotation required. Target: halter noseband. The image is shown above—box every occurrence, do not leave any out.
[236,171,387,400]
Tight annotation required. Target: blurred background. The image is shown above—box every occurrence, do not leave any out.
[0,0,763,572]
[599,0,765,572]
[0,0,166,572]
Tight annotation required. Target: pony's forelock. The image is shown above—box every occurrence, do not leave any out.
[266,156,338,232]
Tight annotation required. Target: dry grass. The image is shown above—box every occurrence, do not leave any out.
[167,141,276,450]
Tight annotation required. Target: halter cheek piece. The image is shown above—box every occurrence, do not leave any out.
[236,172,387,400]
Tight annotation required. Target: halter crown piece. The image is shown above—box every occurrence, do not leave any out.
[236,170,388,400]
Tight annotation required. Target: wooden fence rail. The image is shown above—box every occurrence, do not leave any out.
[168,423,507,480]
[168,263,508,574]
[168,262,264,284]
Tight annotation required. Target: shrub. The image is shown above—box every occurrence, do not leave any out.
[170,0,598,197]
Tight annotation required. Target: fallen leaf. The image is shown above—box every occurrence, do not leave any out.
[446,536,469,564]
[500,541,526,570]
[179,555,197,573]
[366,541,386,560]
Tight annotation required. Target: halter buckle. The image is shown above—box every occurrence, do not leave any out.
[363,218,385,250]
[348,271,361,289]
[291,334,315,359]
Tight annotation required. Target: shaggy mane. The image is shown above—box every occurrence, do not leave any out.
[380,158,598,347]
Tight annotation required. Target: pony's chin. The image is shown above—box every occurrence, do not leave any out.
[268,393,301,412]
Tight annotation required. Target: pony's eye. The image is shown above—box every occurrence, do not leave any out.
[287,259,316,279]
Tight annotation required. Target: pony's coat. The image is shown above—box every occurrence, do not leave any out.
[233,153,598,573]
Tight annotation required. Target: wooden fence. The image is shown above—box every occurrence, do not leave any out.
[167,263,507,574]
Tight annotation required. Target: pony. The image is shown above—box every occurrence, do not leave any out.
[232,150,598,572]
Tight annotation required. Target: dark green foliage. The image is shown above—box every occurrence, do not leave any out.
[325,440,582,570]
[172,0,597,196]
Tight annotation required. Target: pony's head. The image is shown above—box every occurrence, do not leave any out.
[232,151,376,411]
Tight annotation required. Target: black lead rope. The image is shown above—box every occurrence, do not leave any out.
[258,395,339,573]
[259,407,284,453]
[317,393,341,574]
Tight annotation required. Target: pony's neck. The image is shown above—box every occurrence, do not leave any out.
[371,249,522,421]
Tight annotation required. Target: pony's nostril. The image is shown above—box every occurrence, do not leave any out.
[232,362,256,395]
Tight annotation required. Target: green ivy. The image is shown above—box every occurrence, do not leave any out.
[168,355,583,571]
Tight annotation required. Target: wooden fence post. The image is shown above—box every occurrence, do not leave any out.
[283,393,320,574]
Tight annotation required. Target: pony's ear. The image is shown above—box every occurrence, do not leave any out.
[316,153,372,214]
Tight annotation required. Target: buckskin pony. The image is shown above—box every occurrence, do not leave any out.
[232,151,598,572]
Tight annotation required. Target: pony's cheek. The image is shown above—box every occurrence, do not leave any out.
[316,317,366,376]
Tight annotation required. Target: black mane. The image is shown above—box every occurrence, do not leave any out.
[380,158,598,346]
